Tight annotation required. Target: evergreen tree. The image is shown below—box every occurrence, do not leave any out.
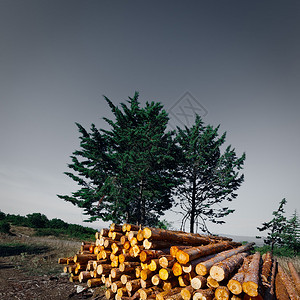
[175,115,245,233]
[281,210,300,254]
[257,198,288,250]
[58,92,179,226]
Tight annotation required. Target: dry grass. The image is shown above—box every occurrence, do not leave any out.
[0,226,81,276]
[276,255,300,274]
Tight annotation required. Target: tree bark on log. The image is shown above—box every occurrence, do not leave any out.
[177,242,232,265]
[210,252,248,282]
[192,288,215,300]
[242,252,261,297]
[277,264,300,300]
[196,244,253,276]
[181,285,194,300]
[261,251,273,284]
[143,227,211,245]
[288,261,300,296]
[275,272,290,300]
[264,258,277,300]
[191,275,207,289]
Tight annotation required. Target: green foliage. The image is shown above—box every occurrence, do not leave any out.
[257,199,300,254]
[4,214,28,226]
[26,213,49,228]
[175,115,245,233]
[0,242,50,257]
[254,245,298,258]
[0,211,96,241]
[257,198,287,250]
[0,210,6,220]
[0,221,11,234]
[58,92,180,226]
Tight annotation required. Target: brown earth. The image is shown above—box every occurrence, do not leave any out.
[0,226,106,299]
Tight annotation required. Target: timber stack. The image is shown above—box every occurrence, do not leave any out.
[58,223,300,299]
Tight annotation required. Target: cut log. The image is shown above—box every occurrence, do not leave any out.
[126,224,140,232]
[126,278,141,293]
[288,261,300,296]
[173,262,183,276]
[191,275,207,290]
[242,252,261,297]
[87,278,102,288]
[137,229,145,241]
[192,288,215,300]
[141,278,153,289]
[264,258,277,300]
[275,272,290,300]
[105,289,114,299]
[110,268,122,279]
[227,255,251,295]
[156,287,183,300]
[148,259,160,272]
[143,227,211,245]
[128,231,139,241]
[110,223,123,232]
[261,251,273,284]
[210,252,248,282]
[159,256,176,268]
[78,271,92,282]
[111,280,123,293]
[100,228,110,237]
[178,274,190,287]
[74,253,97,263]
[181,285,194,300]
[215,286,230,300]
[143,239,173,250]
[206,275,219,289]
[141,268,156,281]
[119,261,140,272]
[166,292,184,300]
[120,274,134,284]
[159,268,174,280]
[163,277,180,291]
[196,244,254,276]
[170,246,194,258]
[277,264,300,300]
[177,242,232,265]
[140,250,166,263]
[139,286,162,300]
[97,263,112,275]
[152,273,163,286]
[117,286,128,298]
[243,294,263,300]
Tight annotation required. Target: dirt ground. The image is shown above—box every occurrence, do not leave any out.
[0,226,106,300]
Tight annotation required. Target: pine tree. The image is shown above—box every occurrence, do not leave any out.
[281,210,300,254]
[175,115,245,233]
[257,198,288,250]
[58,92,180,226]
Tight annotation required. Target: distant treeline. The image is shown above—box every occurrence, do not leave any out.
[0,211,96,240]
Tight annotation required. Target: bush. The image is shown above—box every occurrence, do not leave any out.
[254,245,299,257]
[0,221,10,234]
[0,210,6,220]
[26,213,49,228]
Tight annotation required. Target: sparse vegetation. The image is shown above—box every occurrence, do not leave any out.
[0,210,96,241]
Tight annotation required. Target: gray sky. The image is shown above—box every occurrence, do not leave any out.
[1,0,299,236]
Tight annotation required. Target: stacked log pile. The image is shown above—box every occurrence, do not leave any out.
[58,223,300,300]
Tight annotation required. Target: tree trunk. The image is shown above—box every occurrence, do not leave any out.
[190,174,197,233]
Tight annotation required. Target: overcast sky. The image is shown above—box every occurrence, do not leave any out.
[1,1,299,236]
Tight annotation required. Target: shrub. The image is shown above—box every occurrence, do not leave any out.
[26,213,49,228]
[0,221,11,234]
